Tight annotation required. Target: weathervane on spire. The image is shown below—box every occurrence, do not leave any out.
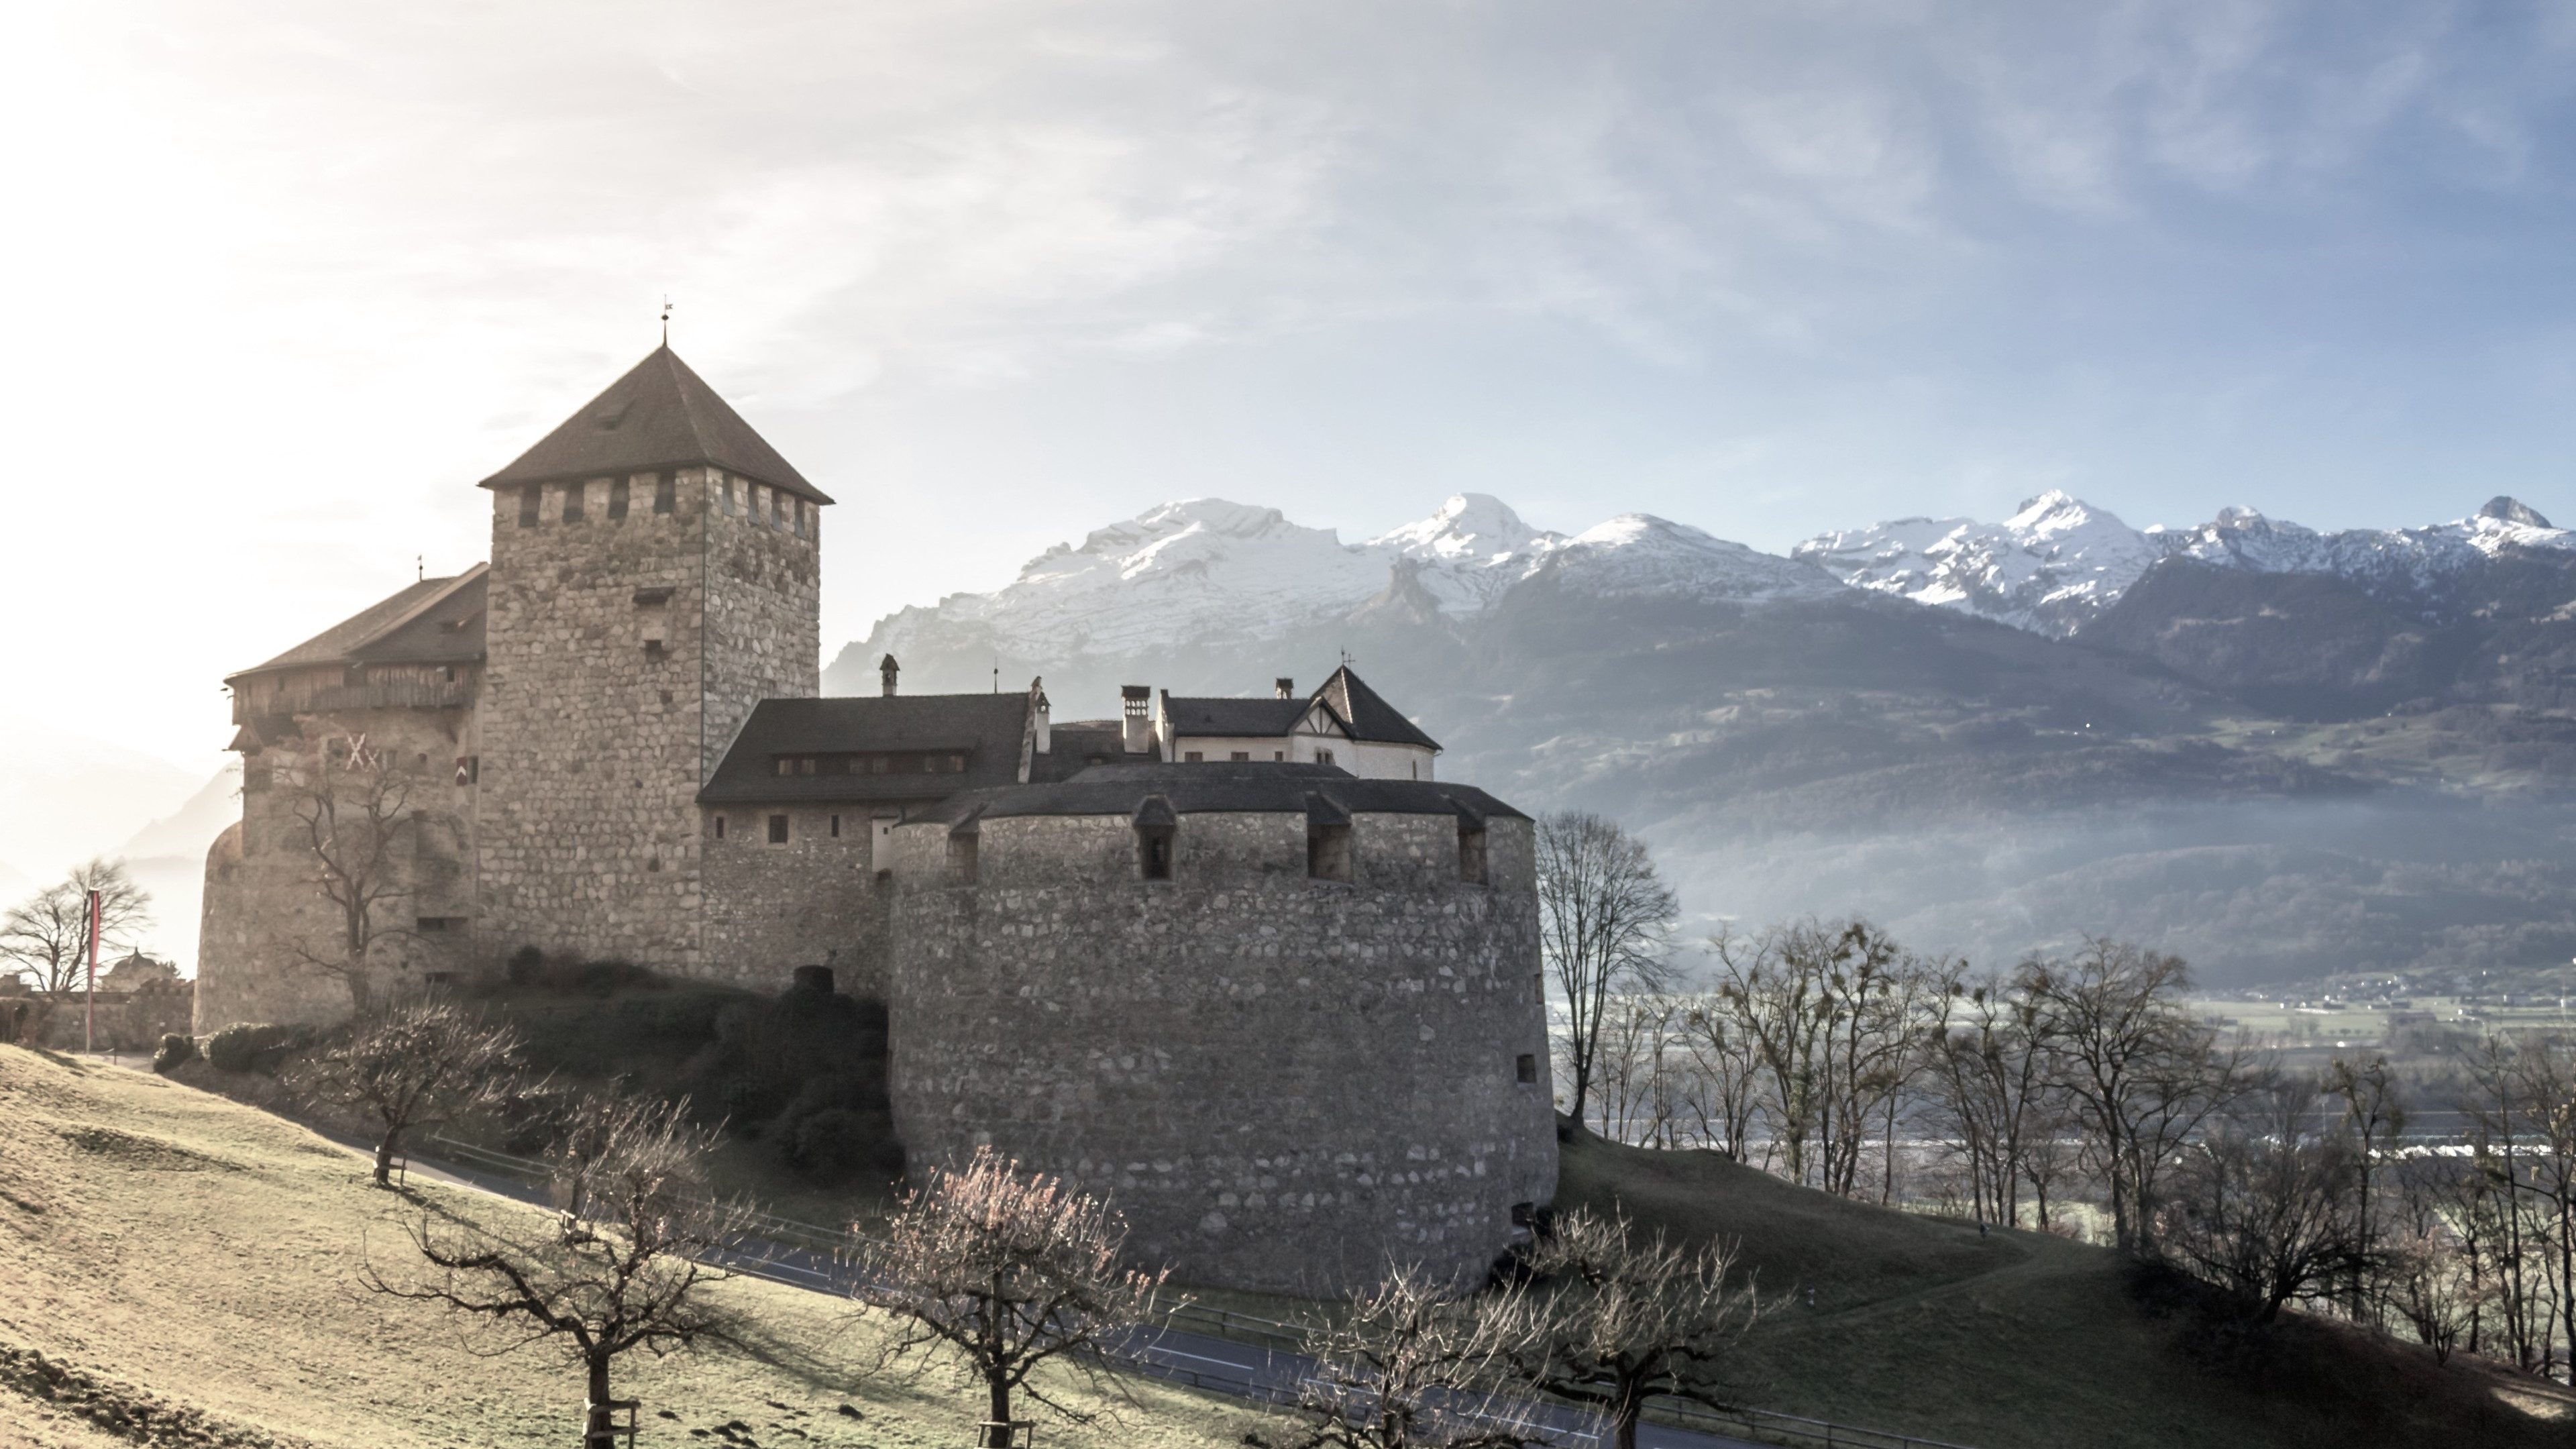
[661,295,672,345]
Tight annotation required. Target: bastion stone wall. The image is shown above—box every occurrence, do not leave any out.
[884,807,1556,1294]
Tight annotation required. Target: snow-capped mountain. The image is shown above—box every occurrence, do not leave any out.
[855,493,1836,673]
[1792,491,2157,637]
[1796,492,2576,637]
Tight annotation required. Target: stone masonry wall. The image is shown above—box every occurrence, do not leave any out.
[476,468,818,972]
[700,804,888,996]
[196,704,480,1033]
[886,808,1556,1295]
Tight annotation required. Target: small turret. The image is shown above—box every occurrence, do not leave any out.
[879,654,900,698]
[1275,678,1295,699]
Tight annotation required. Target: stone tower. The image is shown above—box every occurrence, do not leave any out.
[474,346,827,970]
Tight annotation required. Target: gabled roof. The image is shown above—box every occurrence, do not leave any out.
[228,566,489,682]
[480,345,831,505]
[699,694,1032,805]
[1312,666,1441,751]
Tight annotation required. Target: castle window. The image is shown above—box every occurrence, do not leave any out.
[1231,751,1251,762]
[1183,751,1203,763]
[415,916,457,934]
[653,472,676,515]
[948,816,981,885]
[718,478,736,515]
[767,814,790,845]
[800,757,817,776]
[518,485,541,528]
[608,478,630,520]
[1274,751,1285,761]
[796,499,812,538]
[829,814,841,839]
[714,816,726,840]
[563,484,586,523]
[1306,793,1352,883]
[1133,796,1176,881]
[1318,749,1336,767]
[1457,820,1488,885]
[1517,1054,1538,1083]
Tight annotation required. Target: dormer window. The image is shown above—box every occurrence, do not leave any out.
[1456,811,1488,885]
[1307,794,1352,883]
[1134,796,1176,881]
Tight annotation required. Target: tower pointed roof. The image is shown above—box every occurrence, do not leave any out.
[1311,665,1441,751]
[479,345,831,504]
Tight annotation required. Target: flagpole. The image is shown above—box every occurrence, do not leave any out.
[85,888,101,1056]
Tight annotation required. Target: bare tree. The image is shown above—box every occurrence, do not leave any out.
[280,723,423,1012]
[853,1145,1171,1447]
[0,861,154,1032]
[1496,1208,1764,1449]
[288,996,527,1186]
[1927,973,2062,1230]
[2324,1054,2406,1323]
[2387,1152,2483,1364]
[364,1095,750,1446]
[1535,812,1678,1122]
[1711,918,1936,1195]
[1671,995,1762,1162]
[1589,990,1681,1146]
[2156,1075,2368,1326]
[2019,940,2243,1254]
[1265,1265,1545,1449]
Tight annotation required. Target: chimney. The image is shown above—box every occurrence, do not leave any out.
[1031,677,1051,753]
[1275,677,1295,700]
[879,653,900,697]
[1121,685,1153,755]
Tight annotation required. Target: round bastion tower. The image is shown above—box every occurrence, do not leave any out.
[884,762,1558,1294]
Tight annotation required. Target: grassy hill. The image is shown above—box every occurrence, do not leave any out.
[1554,1121,2575,1449]
[0,1044,1269,1449]
[13,1037,2575,1449]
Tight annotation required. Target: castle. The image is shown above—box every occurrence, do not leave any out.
[198,345,1556,1290]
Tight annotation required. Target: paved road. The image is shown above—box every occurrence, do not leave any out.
[111,1058,1774,1449]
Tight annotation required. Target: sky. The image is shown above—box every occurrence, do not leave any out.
[5,0,2576,782]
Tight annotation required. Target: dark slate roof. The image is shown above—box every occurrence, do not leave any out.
[698,694,1031,805]
[229,566,489,682]
[908,761,1523,826]
[1031,724,1129,782]
[479,345,832,505]
[1163,695,1308,739]
[1315,666,1441,751]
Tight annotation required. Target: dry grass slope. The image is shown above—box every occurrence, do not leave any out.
[0,1045,1273,1449]
[1554,1122,2576,1449]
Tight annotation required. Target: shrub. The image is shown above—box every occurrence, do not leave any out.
[504,945,546,987]
[786,1106,902,1180]
[203,1022,313,1075]
[151,1033,197,1073]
